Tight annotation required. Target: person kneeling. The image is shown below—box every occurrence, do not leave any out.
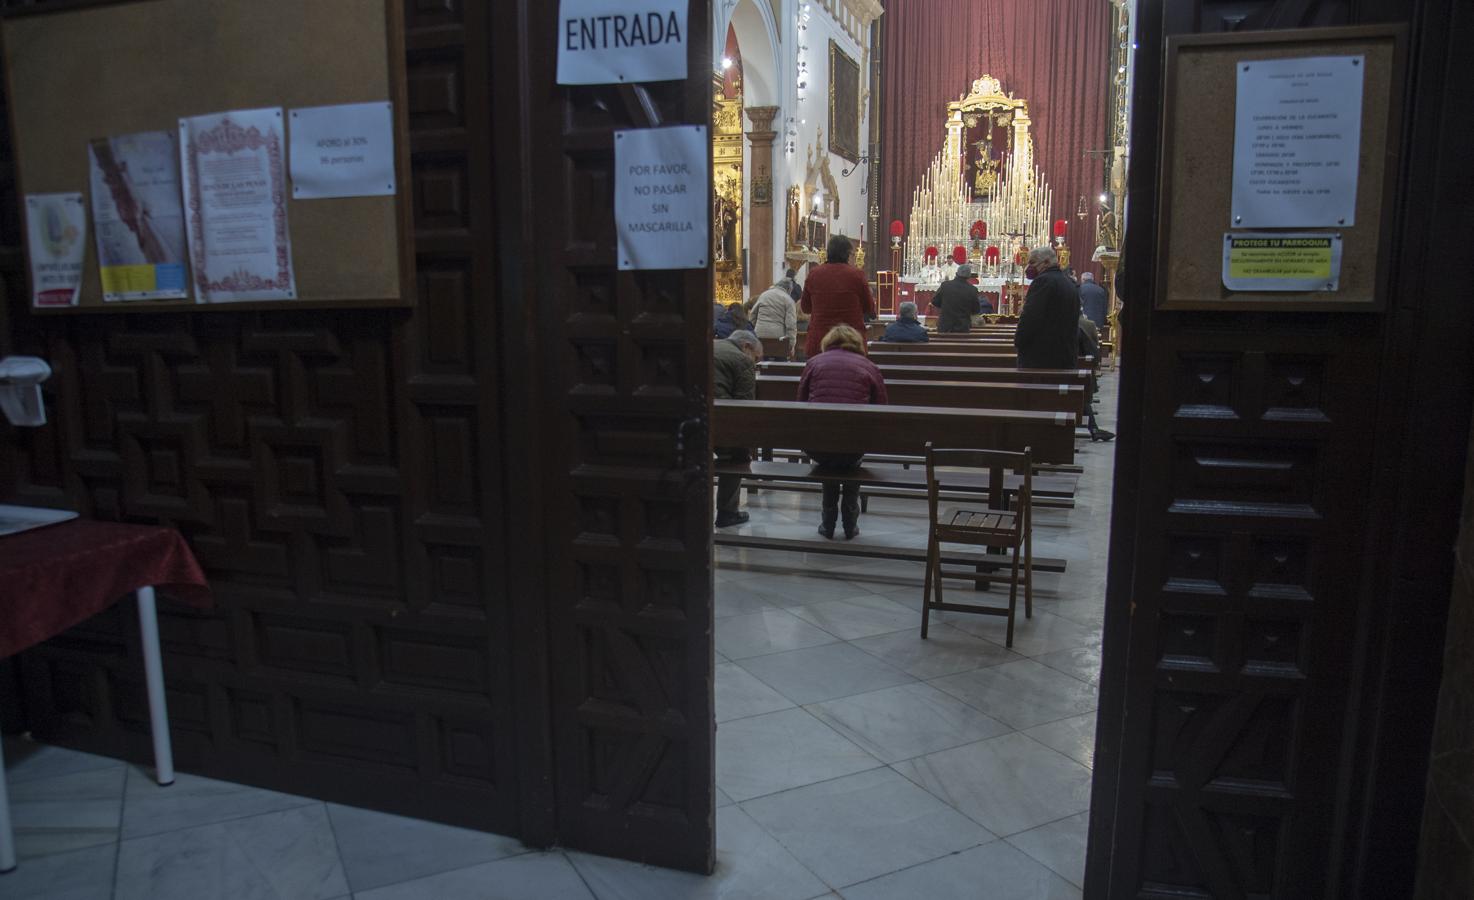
[796,324,888,539]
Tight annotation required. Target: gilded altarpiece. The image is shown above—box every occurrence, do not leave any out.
[713,78,744,306]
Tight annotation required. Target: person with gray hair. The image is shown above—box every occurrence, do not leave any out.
[1015,245,1081,369]
[713,330,762,527]
[928,263,988,333]
[1078,270,1109,328]
[881,301,930,343]
[747,279,799,357]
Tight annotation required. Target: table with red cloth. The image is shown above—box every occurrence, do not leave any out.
[0,519,210,873]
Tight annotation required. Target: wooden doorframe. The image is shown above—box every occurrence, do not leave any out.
[1088,0,1474,896]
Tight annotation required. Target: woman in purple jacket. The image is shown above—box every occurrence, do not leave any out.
[797,324,889,539]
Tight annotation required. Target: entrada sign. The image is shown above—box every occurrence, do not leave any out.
[557,1,688,85]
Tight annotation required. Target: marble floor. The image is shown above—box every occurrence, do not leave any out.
[0,380,1116,900]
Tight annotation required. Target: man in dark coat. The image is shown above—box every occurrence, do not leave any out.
[929,265,990,333]
[1015,246,1081,369]
[1079,272,1109,328]
[713,330,761,527]
[881,301,929,342]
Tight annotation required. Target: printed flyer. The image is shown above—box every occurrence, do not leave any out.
[179,108,296,302]
[24,193,87,308]
[88,131,189,301]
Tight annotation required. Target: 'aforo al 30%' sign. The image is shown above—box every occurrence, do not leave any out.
[557,1,689,85]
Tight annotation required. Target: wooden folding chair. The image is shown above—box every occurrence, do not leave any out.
[921,443,1033,647]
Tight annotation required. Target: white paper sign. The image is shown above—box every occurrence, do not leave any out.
[179,107,296,302]
[1232,55,1365,228]
[615,126,708,271]
[289,102,396,199]
[557,0,688,85]
[24,193,87,308]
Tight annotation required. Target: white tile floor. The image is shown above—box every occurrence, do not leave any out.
[0,379,1117,900]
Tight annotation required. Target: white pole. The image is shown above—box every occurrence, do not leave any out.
[135,587,174,786]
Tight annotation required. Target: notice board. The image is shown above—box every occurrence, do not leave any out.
[2,0,411,312]
[1156,25,1404,311]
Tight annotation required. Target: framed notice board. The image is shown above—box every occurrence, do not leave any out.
[2,0,412,312]
[1156,25,1405,311]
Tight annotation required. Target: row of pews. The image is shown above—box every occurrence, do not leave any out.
[713,323,1096,584]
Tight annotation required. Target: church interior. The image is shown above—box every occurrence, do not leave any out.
[0,1,1471,899]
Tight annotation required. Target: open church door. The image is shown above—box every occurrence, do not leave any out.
[513,0,717,874]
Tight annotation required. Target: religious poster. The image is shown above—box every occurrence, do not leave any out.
[289,102,397,199]
[24,193,87,308]
[1231,55,1365,228]
[557,0,688,85]
[1222,232,1343,292]
[88,131,189,301]
[614,125,708,270]
[179,107,296,302]
[828,40,860,162]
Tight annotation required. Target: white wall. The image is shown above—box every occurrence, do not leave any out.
[787,1,871,255]
[716,0,876,290]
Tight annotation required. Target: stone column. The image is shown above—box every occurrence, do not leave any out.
[745,106,780,289]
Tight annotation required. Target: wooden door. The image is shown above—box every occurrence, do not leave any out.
[0,0,523,835]
[1089,1,1474,897]
[519,0,717,873]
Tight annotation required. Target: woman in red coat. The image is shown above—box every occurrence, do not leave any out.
[800,235,876,360]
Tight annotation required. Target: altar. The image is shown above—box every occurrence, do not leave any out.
[893,75,1070,284]
[897,269,1031,317]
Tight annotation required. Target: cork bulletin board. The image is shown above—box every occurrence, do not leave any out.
[1156,25,1404,311]
[2,0,411,312]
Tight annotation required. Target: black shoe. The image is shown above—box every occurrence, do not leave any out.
[715,511,750,527]
[843,524,860,539]
[817,522,836,539]
[1091,429,1116,443]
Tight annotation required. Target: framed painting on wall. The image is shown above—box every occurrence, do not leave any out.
[828,40,860,162]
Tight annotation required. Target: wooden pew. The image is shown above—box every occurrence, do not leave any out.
[713,399,1075,464]
[754,375,1084,416]
[758,337,793,360]
[869,350,1018,368]
[759,360,1090,389]
[711,401,1075,576]
[870,340,1014,351]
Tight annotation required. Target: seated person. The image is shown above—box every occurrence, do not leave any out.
[881,302,929,343]
[796,324,888,539]
[713,330,762,526]
[713,302,750,339]
[1077,314,1115,443]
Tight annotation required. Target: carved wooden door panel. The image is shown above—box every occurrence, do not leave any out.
[0,0,522,835]
[1089,1,1474,897]
[521,0,717,873]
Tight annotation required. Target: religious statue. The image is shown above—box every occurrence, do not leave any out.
[713,192,737,263]
[972,137,1000,196]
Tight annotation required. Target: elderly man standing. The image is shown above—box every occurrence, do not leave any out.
[1015,246,1081,370]
[1079,271,1109,329]
[713,330,762,527]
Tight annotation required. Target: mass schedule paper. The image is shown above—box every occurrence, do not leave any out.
[1231,55,1365,228]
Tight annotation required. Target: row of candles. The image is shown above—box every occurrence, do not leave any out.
[901,135,1054,277]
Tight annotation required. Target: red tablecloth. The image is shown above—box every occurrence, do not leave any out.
[0,519,210,659]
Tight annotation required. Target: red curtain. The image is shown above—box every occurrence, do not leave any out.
[879,0,1113,272]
